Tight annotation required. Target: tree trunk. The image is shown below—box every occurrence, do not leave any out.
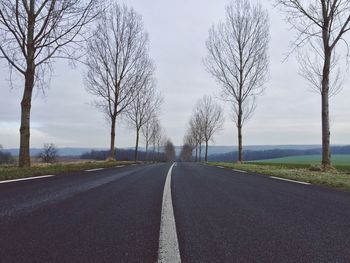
[19,71,35,167]
[237,101,243,163]
[321,48,331,170]
[205,140,209,162]
[195,144,198,162]
[153,144,156,162]
[199,143,202,162]
[157,144,160,162]
[19,4,35,168]
[134,128,140,161]
[109,117,116,160]
[145,141,149,161]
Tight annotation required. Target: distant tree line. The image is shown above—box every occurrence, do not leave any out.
[208,146,350,162]
[80,147,175,162]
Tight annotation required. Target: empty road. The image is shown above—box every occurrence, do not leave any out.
[0,162,349,262]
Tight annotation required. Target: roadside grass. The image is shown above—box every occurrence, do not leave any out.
[252,154,350,166]
[0,160,136,181]
[208,162,350,192]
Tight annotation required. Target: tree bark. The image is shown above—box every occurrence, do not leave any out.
[109,118,116,160]
[199,143,202,162]
[205,140,209,162]
[19,2,35,168]
[145,141,149,162]
[237,101,243,163]
[157,145,160,162]
[19,71,34,167]
[321,47,331,169]
[134,128,140,161]
[195,144,198,162]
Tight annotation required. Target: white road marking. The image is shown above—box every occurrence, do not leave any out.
[85,168,104,172]
[270,176,311,185]
[158,163,181,263]
[217,166,225,169]
[0,174,55,184]
[232,169,247,173]
[115,165,125,168]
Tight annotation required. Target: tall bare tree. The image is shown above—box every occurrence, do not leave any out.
[85,3,152,160]
[155,124,165,161]
[164,140,176,162]
[141,114,154,161]
[276,0,350,170]
[205,0,269,163]
[189,114,205,162]
[196,96,224,162]
[180,143,193,162]
[150,117,161,162]
[126,75,162,161]
[0,0,98,167]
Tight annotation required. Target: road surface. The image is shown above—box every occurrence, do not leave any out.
[0,162,349,262]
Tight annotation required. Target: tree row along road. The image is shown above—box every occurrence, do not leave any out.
[0,163,349,262]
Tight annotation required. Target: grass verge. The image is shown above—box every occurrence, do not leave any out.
[0,161,136,181]
[208,162,350,192]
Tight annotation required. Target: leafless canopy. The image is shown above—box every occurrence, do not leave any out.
[85,2,153,159]
[205,0,269,162]
[39,143,58,163]
[127,79,162,161]
[277,0,350,96]
[0,0,98,88]
[277,0,350,53]
[276,0,350,169]
[142,115,164,161]
[0,0,99,167]
[205,0,269,118]
[196,96,224,162]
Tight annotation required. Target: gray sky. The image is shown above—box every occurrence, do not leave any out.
[0,0,349,149]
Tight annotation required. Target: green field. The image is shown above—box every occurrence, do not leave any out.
[208,161,350,191]
[253,155,350,166]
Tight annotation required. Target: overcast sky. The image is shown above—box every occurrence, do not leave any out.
[0,0,349,149]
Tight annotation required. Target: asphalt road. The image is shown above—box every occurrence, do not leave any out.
[0,163,170,263]
[0,162,349,262]
[172,163,350,263]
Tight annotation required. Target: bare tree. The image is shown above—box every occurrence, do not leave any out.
[39,143,58,163]
[141,115,154,161]
[196,96,224,162]
[164,140,176,162]
[180,143,193,162]
[126,77,162,161]
[155,125,165,161]
[205,0,269,163]
[183,132,196,159]
[150,118,161,162]
[0,0,98,167]
[85,3,152,160]
[189,114,205,162]
[276,0,350,170]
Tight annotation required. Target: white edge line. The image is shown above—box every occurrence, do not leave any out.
[232,169,247,173]
[157,162,181,263]
[115,165,125,168]
[0,174,55,184]
[85,168,104,172]
[270,176,311,185]
[217,166,225,169]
